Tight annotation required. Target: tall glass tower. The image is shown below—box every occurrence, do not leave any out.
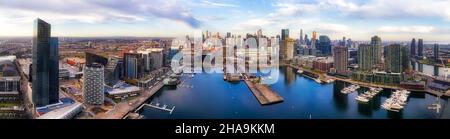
[370,36,382,65]
[32,18,59,107]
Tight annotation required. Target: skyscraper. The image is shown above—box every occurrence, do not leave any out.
[358,44,374,71]
[342,37,346,47]
[333,46,348,75]
[226,32,231,38]
[370,36,382,65]
[299,29,303,45]
[319,35,332,56]
[281,29,289,41]
[385,44,404,73]
[418,39,424,57]
[83,63,105,105]
[304,34,309,46]
[434,43,440,62]
[312,31,317,49]
[410,38,416,56]
[32,19,59,107]
[123,53,144,80]
[257,29,262,38]
[280,38,295,61]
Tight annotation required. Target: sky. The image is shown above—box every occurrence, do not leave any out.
[1,0,450,42]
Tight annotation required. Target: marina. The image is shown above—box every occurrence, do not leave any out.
[355,87,383,103]
[341,85,360,94]
[381,90,411,112]
[139,66,450,119]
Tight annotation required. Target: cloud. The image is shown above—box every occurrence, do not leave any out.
[377,26,435,33]
[314,23,349,34]
[0,0,202,28]
[270,0,450,22]
[269,1,320,17]
[320,0,450,21]
[200,0,239,8]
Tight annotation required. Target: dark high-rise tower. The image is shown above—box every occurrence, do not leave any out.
[358,44,374,71]
[434,43,440,62]
[410,38,416,56]
[299,29,303,44]
[281,29,289,41]
[385,44,404,73]
[370,36,382,65]
[32,18,59,107]
[418,39,424,57]
[319,35,332,56]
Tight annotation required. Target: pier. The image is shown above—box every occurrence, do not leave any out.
[136,102,175,114]
[244,79,284,105]
[97,81,164,119]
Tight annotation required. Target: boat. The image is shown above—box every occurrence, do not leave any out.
[163,77,180,86]
[380,90,410,112]
[355,96,369,103]
[325,79,335,83]
[341,85,359,94]
[297,69,304,74]
[315,78,323,84]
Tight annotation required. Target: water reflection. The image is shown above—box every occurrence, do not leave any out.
[333,81,348,111]
[284,66,296,85]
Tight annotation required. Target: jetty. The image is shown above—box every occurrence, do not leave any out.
[244,79,284,105]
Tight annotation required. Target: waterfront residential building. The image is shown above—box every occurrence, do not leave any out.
[385,44,404,73]
[352,71,403,85]
[123,53,145,80]
[86,52,121,86]
[32,19,59,107]
[83,63,105,105]
[313,57,333,72]
[410,38,416,57]
[357,44,374,71]
[434,43,440,62]
[371,36,382,65]
[418,39,424,57]
[280,38,295,61]
[333,46,348,76]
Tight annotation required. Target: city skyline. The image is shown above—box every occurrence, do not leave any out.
[1,0,450,42]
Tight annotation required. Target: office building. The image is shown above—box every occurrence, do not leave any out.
[83,63,105,105]
[32,19,59,107]
[299,29,303,45]
[281,29,289,41]
[318,35,332,56]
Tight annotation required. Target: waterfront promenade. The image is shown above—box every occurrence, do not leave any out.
[287,64,450,97]
[97,81,164,119]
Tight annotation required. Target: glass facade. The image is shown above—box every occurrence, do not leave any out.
[32,19,59,107]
